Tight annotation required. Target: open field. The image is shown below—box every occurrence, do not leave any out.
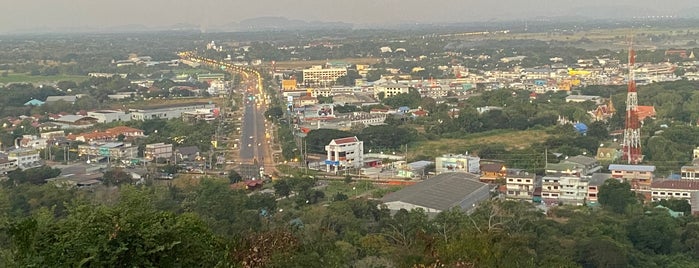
[0,73,88,85]
[411,129,551,159]
[262,57,381,69]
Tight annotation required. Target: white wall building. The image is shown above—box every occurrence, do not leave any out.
[373,83,410,98]
[651,180,699,204]
[88,110,132,123]
[129,103,215,121]
[435,153,480,174]
[7,149,41,170]
[325,136,364,173]
[541,175,589,206]
[303,65,347,86]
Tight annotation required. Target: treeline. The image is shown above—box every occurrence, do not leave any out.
[2,178,699,267]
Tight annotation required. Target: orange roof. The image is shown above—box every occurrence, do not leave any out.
[652,180,699,191]
[333,136,359,145]
[636,106,656,121]
[106,126,144,136]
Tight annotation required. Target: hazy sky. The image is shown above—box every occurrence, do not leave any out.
[1,0,697,32]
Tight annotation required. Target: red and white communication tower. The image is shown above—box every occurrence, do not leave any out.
[622,43,643,164]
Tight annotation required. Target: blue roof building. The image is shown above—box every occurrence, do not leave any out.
[24,99,45,106]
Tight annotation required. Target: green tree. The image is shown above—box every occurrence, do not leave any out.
[228,169,242,183]
[273,179,291,198]
[598,179,637,214]
[102,168,132,186]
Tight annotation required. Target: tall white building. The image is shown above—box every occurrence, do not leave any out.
[303,65,347,86]
[325,136,363,173]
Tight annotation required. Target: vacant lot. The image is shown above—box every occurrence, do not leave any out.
[412,129,551,159]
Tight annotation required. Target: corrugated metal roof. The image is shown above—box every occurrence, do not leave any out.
[382,172,487,212]
[608,164,656,172]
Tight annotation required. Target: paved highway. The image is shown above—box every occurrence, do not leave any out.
[178,52,276,177]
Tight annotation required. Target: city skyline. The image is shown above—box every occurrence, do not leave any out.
[2,0,699,33]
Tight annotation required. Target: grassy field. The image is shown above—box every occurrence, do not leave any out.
[411,129,551,159]
[0,73,88,84]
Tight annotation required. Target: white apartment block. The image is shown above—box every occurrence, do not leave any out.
[303,66,347,86]
[681,165,699,180]
[541,175,589,206]
[325,136,363,173]
[7,149,41,170]
[374,83,410,98]
[505,172,537,201]
[651,180,699,204]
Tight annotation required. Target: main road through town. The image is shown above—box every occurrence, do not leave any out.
[178,52,276,177]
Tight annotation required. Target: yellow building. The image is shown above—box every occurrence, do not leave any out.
[282,79,297,91]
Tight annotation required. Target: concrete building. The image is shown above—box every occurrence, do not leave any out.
[373,83,410,98]
[563,155,602,175]
[381,172,489,216]
[145,143,173,161]
[302,65,347,86]
[505,170,538,201]
[541,175,589,206]
[651,180,699,204]
[681,165,699,180]
[78,142,138,162]
[87,110,131,123]
[609,164,656,192]
[325,136,363,173]
[129,103,215,121]
[0,158,18,175]
[435,153,480,174]
[7,148,41,170]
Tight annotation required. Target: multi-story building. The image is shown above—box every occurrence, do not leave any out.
[693,146,699,160]
[651,180,699,204]
[325,136,363,173]
[0,158,18,175]
[7,149,41,170]
[563,155,602,176]
[681,165,699,180]
[541,175,589,205]
[480,163,506,183]
[373,83,410,98]
[505,170,538,201]
[435,153,480,174]
[303,65,347,86]
[609,164,656,192]
[541,176,562,204]
[145,143,173,161]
